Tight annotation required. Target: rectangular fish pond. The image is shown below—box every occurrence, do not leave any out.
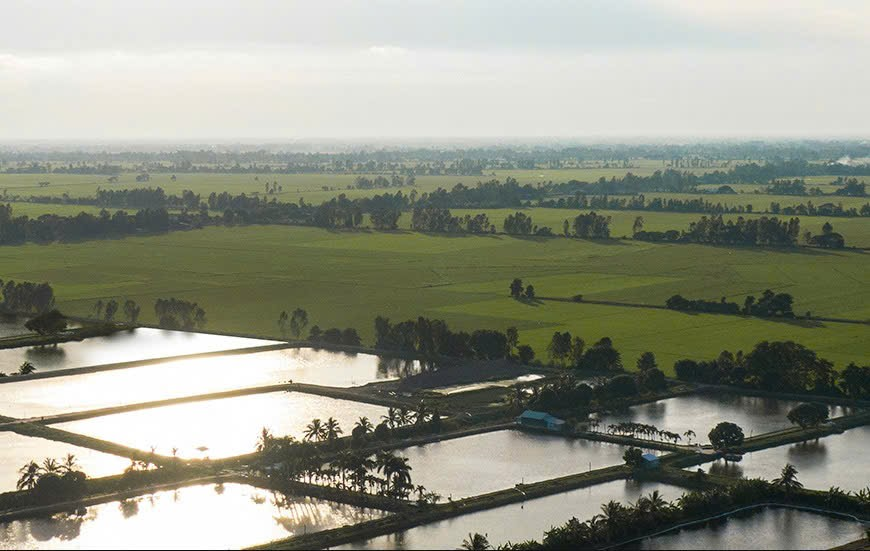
[595,393,854,445]
[620,506,866,550]
[0,482,388,549]
[53,391,389,459]
[690,424,870,492]
[0,432,130,494]
[0,348,420,419]
[0,328,279,374]
[383,429,657,500]
[339,479,686,550]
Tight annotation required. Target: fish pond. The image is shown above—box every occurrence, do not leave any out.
[54,391,389,459]
[596,393,853,444]
[0,348,419,419]
[0,432,130,493]
[0,328,278,374]
[340,479,686,550]
[0,482,388,549]
[623,506,865,550]
[691,425,870,492]
[387,429,655,499]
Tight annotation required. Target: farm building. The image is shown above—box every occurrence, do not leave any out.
[516,410,567,433]
[641,453,660,469]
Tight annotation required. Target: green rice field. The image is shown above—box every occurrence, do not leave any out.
[2,225,866,371]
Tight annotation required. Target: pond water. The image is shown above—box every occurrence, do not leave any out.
[625,506,865,550]
[390,430,655,499]
[339,479,686,550]
[0,348,419,419]
[55,392,389,459]
[0,318,30,339]
[0,328,279,374]
[0,432,130,494]
[691,425,870,492]
[596,394,854,444]
[0,482,387,549]
[434,374,544,395]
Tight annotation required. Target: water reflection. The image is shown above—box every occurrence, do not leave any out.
[0,349,420,418]
[628,507,864,550]
[599,394,852,445]
[392,430,655,499]
[0,432,129,493]
[339,480,686,550]
[0,483,387,549]
[0,328,278,374]
[693,425,869,492]
[56,392,389,459]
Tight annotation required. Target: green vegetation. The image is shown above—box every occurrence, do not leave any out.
[2,225,867,369]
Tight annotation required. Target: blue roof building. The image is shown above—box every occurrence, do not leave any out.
[516,410,567,433]
[641,453,660,468]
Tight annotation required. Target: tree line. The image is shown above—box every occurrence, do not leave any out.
[492,471,870,549]
[634,215,804,247]
[674,340,869,398]
[0,204,179,245]
[0,279,55,314]
[666,289,795,318]
[374,316,517,364]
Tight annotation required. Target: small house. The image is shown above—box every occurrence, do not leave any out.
[640,453,660,469]
[516,410,566,433]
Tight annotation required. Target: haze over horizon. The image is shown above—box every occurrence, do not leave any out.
[2,0,869,141]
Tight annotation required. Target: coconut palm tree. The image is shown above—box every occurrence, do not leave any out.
[594,500,626,540]
[397,408,411,427]
[683,430,696,445]
[387,456,413,498]
[61,453,79,474]
[18,361,36,375]
[303,418,325,442]
[773,463,803,494]
[461,533,491,550]
[324,417,343,441]
[354,416,373,435]
[256,427,274,452]
[414,401,430,424]
[41,458,61,475]
[382,408,399,429]
[17,461,42,491]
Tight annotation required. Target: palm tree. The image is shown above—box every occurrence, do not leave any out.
[303,418,325,442]
[461,533,491,550]
[594,500,626,540]
[773,463,803,493]
[41,458,60,475]
[374,450,395,494]
[397,408,411,427]
[18,361,36,375]
[382,408,399,429]
[414,401,430,424]
[683,430,696,445]
[355,416,373,435]
[387,456,413,498]
[256,427,274,452]
[324,417,343,441]
[17,461,42,491]
[61,453,79,474]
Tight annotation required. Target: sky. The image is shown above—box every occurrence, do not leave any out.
[1,0,868,141]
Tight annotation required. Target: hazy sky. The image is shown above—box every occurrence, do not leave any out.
[1,0,868,141]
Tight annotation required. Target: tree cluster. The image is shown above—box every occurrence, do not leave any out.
[154,298,206,330]
[374,316,511,361]
[0,279,55,314]
[673,341,863,397]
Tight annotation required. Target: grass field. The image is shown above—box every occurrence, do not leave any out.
[441,208,870,248]
[4,169,866,216]
[1,225,866,371]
